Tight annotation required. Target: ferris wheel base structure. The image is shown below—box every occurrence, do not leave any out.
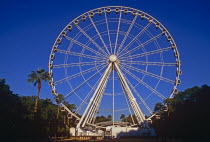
[70,126,156,138]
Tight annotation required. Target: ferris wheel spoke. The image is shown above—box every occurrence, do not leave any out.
[112,64,115,124]
[75,67,106,114]
[116,15,138,55]
[53,61,106,68]
[89,15,111,55]
[65,36,107,58]
[56,49,105,60]
[120,66,166,100]
[122,72,153,114]
[122,60,177,67]
[54,64,105,85]
[114,7,123,54]
[121,63,175,84]
[119,33,163,58]
[76,25,109,56]
[141,93,154,105]
[64,64,108,99]
[119,46,172,60]
[118,22,152,56]
[104,9,112,54]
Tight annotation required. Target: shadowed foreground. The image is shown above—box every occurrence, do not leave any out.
[51,136,210,142]
[1,79,210,142]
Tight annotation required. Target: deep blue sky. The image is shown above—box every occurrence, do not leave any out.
[0,0,210,101]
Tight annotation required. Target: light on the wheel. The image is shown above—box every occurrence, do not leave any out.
[82,15,86,21]
[56,97,60,104]
[67,113,72,118]
[155,22,160,29]
[74,20,79,25]
[51,89,57,95]
[148,17,153,23]
[98,10,102,15]
[56,38,61,44]
[140,14,145,19]
[61,31,66,37]
[132,11,137,16]
[171,43,176,49]
[50,54,55,60]
[147,119,152,124]
[176,79,181,85]
[61,106,65,111]
[49,81,54,86]
[124,9,128,14]
[115,8,120,14]
[163,105,168,112]
[106,8,111,14]
[167,35,172,41]
[89,12,94,18]
[173,88,178,94]
[48,72,53,78]
[162,29,166,35]
[68,25,72,31]
[49,63,53,69]
[156,113,160,119]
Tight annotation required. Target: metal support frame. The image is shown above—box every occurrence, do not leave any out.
[114,62,145,124]
[77,60,146,131]
[76,63,112,129]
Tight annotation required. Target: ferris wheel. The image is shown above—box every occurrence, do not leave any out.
[48,6,181,129]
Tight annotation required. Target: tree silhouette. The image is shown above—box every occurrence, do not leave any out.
[152,85,210,141]
[120,114,125,121]
[27,69,50,112]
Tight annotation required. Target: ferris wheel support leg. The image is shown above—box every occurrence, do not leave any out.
[76,63,112,130]
[83,70,111,126]
[83,65,112,126]
[114,62,145,124]
[84,82,104,124]
[87,77,108,124]
[82,66,111,127]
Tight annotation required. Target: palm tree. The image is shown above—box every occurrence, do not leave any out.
[27,69,50,113]
[55,94,65,119]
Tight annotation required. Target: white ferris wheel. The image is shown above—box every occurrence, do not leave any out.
[48,6,181,130]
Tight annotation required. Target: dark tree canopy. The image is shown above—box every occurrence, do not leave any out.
[152,85,210,140]
[0,79,74,142]
[1,78,210,141]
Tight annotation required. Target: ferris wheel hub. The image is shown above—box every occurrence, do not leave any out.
[109,55,117,62]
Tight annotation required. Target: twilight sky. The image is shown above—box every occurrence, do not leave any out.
[0,0,210,102]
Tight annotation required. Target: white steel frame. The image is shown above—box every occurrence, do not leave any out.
[48,6,181,130]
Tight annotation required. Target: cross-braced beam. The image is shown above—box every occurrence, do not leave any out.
[114,62,145,124]
[76,63,112,129]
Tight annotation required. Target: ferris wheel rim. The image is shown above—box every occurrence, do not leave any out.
[48,6,181,127]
